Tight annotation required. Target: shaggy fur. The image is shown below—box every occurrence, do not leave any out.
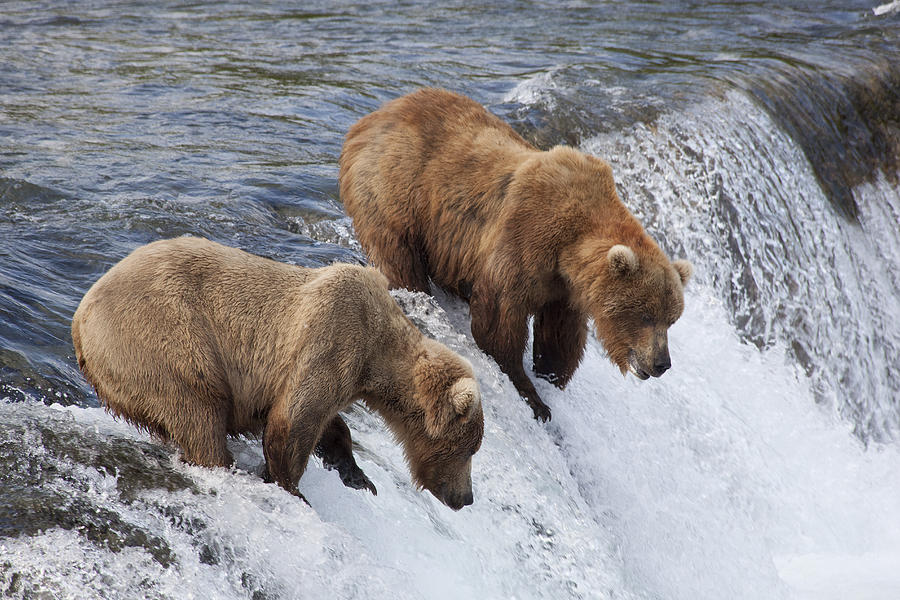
[72,237,483,510]
[340,88,692,421]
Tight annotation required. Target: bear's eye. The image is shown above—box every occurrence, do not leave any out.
[641,314,654,326]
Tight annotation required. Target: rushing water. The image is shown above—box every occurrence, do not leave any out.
[2,1,900,599]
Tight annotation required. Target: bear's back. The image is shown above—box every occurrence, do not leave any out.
[288,262,416,366]
[72,238,414,414]
[75,237,312,348]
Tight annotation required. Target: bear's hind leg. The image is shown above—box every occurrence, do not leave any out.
[533,299,588,389]
[366,232,431,293]
[315,415,377,495]
[168,396,233,468]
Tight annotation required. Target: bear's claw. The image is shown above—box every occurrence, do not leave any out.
[324,457,378,495]
[528,398,552,422]
[339,466,378,496]
[260,465,311,504]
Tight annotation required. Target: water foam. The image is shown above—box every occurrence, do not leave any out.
[547,287,900,600]
[502,68,561,107]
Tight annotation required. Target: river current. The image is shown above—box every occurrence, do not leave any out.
[2,2,900,599]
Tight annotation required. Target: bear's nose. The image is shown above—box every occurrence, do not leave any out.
[653,357,671,376]
[445,489,474,511]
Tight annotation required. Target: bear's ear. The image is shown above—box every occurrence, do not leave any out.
[449,378,481,422]
[424,378,481,438]
[608,244,639,277]
[672,259,693,286]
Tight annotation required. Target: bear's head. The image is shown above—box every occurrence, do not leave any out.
[573,240,692,379]
[404,339,483,510]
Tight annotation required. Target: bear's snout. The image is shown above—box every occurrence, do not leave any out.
[651,349,671,377]
[627,347,671,380]
[441,486,474,511]
[429,466,475,511]
[627,325,674,380]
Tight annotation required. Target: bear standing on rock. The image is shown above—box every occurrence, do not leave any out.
[72,237,483,510]
[340,88,692,421]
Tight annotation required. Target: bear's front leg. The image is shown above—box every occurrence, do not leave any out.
[262,394,327,500]
[315,415,377,495]
[533,298,588,389]
[470,286,552,421]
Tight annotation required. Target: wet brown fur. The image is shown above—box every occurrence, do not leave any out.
[340,88,691,420]
[72,237,483,509]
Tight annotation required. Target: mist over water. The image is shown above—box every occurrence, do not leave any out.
[2,2,900,599]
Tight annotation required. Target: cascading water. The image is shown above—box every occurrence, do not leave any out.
[581,89,900,443]
[568,88,900,599]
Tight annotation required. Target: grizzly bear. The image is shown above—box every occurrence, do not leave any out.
[72,237,483,510]
[340,88,692,421]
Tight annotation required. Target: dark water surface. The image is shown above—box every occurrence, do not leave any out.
[2,2,900,598]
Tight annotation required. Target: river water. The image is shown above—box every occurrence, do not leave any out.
[2,2,900,599]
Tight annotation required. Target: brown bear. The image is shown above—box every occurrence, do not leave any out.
[339,88,692,422]
[72,237,483,510]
